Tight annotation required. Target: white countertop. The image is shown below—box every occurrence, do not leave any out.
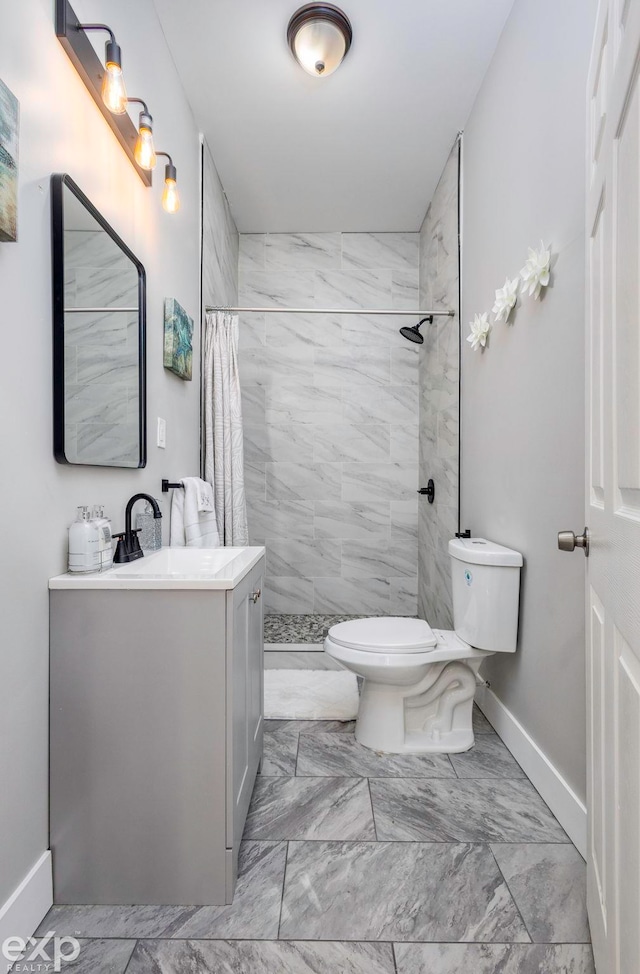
[49,546,265,590]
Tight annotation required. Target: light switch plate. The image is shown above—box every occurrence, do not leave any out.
[157,417,166,449]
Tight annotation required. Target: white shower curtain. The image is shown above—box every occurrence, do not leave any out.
[203,311,249,546]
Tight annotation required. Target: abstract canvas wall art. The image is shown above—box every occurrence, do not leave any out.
[0,79,18,242]
[163,297,193,380]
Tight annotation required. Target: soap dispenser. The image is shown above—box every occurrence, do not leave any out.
[68,506,100,573]
[91,505,113,571]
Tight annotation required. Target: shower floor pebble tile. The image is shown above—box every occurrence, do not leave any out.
[264,613,362,644]
[38,718,592,970]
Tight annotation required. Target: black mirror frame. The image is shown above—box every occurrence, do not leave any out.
[51,173,147,467]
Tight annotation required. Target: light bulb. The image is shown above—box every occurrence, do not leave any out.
[134,124,156,170]
[293,20,346,76]
[102,39,127,114]
[162,177,180,213]
[102,61,127,114]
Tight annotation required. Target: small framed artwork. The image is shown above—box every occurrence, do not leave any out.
[163,297,193,380]
[0,79,19,243]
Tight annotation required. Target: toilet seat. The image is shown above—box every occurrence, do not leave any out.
[328,617,437,654]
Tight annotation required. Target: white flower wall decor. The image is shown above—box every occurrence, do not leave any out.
[492,277,519,324]
[468,242,553,358]
[467,312,491,351]
[519,241,551,299]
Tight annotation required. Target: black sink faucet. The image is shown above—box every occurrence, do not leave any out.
[113,493,162,563]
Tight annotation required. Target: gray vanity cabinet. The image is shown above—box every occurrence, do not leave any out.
[226,559,264,893]
[49,554,264,907]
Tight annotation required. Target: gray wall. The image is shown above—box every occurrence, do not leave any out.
[460,0,597,801]
[237,232,420,616]
[0,0,234,914]
[418,143,460,627]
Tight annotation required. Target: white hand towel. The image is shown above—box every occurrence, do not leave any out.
[183,476,215,513]
[170,477,220,548]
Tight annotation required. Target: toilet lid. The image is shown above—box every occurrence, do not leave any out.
[328,617,437,654]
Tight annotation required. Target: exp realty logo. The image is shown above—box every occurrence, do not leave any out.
[3,933,80,972]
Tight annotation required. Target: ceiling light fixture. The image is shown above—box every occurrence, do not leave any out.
[287,3,352,78]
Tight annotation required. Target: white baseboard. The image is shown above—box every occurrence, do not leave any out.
[475,686,587,857]
[0,851,53,946]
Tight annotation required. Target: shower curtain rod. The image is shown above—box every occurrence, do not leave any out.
[205,307,455,316]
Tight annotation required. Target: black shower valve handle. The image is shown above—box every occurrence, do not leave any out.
[418,480,435,504]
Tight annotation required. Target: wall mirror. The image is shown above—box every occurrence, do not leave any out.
[51,174,146,467]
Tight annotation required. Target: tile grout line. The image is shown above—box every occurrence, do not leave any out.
[37,934,596,945]
[367,776,378,841]
[391,940,399,974]
[121,938,138,974]
[243,836,574,845]
[487,843,535,945]
[445,752,457,778]
[276,840,290,940]
[294,728,302,776]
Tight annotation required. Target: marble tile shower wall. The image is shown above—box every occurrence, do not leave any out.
[202,143,239,308]
[237,232,420,615]
[418,143,460,627]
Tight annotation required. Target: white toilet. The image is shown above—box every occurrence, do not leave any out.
[324,537,523,754]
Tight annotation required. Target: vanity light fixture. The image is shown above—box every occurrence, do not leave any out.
[56,0,151,185]
[157,153,180,213]
[129,99,157,171]
[56,1,182,206]
[287,3,352,77]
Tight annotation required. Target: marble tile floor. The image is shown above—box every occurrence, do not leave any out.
[34,712,593,973]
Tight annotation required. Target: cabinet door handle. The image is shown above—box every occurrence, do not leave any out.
[251,588,261,603]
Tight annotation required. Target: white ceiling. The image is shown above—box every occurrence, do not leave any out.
[153,0,514,232]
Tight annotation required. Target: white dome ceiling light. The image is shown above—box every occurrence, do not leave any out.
[287,3,352,78]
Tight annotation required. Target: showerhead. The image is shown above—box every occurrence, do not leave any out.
[399,324,424,344]
[399,316,433,344]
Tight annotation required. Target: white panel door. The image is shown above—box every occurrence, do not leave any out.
[585,2,640,971]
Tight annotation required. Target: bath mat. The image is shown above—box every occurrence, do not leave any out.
[264,669,359,721]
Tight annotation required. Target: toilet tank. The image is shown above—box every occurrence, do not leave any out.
[449,538,523,652]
